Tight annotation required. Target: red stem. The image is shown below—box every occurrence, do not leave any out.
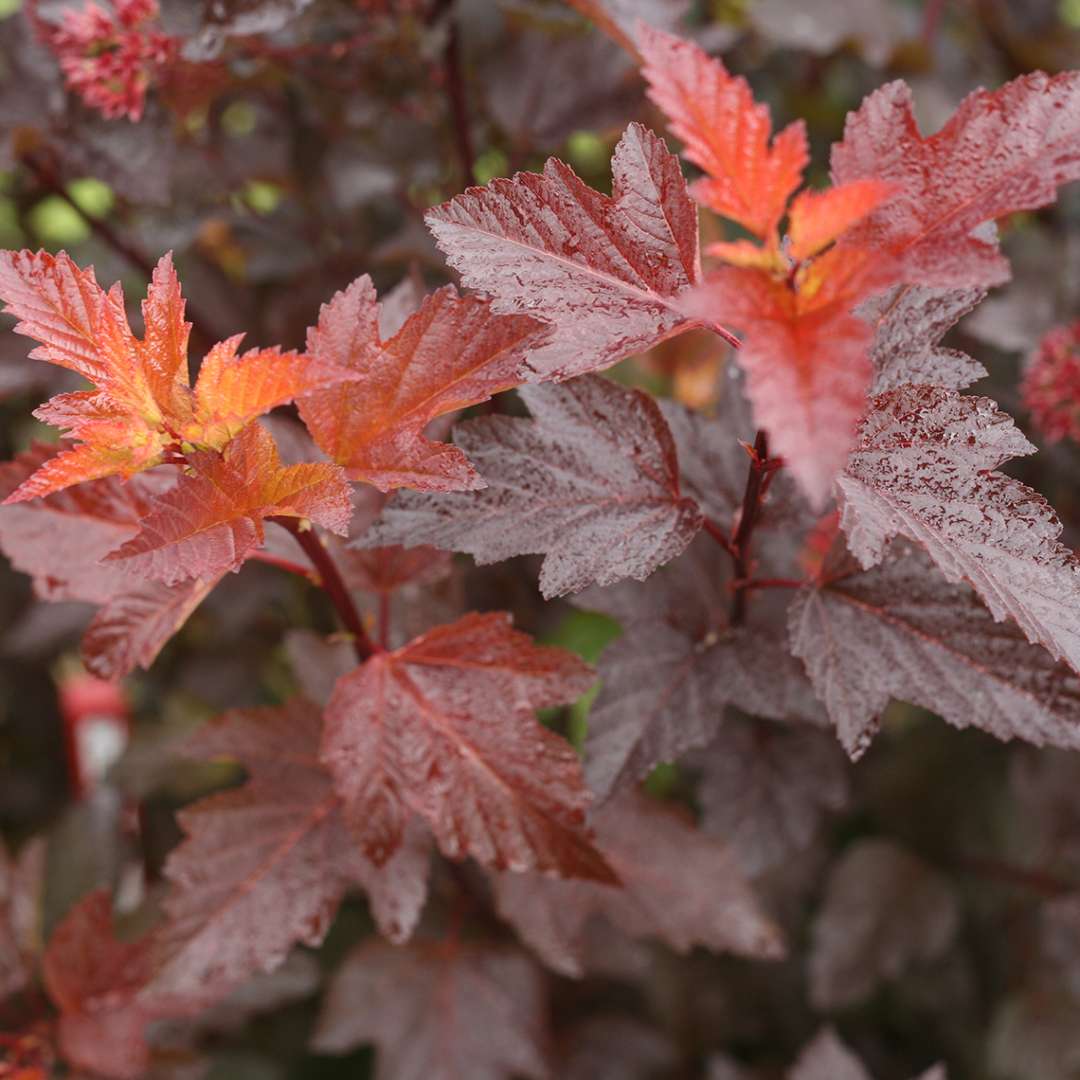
[430,0,476,188]
[731,577,804,592]
[730,430,772,626]
[271,517,378,663]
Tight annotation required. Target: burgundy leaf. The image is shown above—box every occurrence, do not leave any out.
[790,537,1080,759]
[426,122,708,381]
[808,839,958,1009]
[362,375,703,598]
[143,699,429,1006]
[492,792,784,977]
[788,1028,872,1080]
[311,938,549,1080]
[690,719,850,876]
[837,385,1080,677]
[831,73,1080,288]
[0,839,43,1004]
[577,537,823,799]
[322,612,613,881]
[860,284,988,394]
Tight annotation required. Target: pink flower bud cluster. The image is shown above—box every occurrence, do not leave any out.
[1021,320,1080,444]
[46,0,174,121]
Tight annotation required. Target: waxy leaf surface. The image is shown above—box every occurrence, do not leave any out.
[322,612,613,881]
[298,278,548,491]
[837,385,1080,676]
[426,122,707,381]
[832,73,1080,287]
[105,422,352,585]
[363,375,703,598]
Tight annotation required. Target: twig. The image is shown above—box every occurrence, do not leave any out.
[429,0,476,188]
[955,855,1073,898]
[730,577,804,592]
[271,517,378,663]
[730,430,774,625]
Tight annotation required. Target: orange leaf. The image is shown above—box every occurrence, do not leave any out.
[788,179,895,262]
[0,250,355,500]
[298,279,547,491]
[104,422,352,585]
[637,24,807,240]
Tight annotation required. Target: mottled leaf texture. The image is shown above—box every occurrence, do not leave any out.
[298,278,548,491]
[311,939,548,1080]
[144,700,429,1006]
[831,73,1080,287]
[692,720,850,876]
[426,122,706,381]
[861,284,987,394]
[105,422,351,585]
[788,1028,871,1080]
[42,891,157,1080]
[790,538,1080,759]
[492,792,783,977]
[681,244,891,507]
[579,537,822,800]
[809,840,958,1009]
[0,251,351,500]
[636,24,807,240]
[837,384,1080,677]
[362,375,703,598]
[0,445,218,676]
[323,612,613,881]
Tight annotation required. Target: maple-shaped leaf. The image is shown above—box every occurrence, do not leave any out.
[837,384,1080,677]
[807,839,959,1009]
[42,891,158,1080]
[0,250,352,501]
[790,537,1080,758]
[143,699,430,1006]
[104,422,351,585]
[636,24,807,241]
[311,939,548,1079]
[362,375,703,598]
[577,537,823,800]
[690,719,850,876]
[426,122,718,382]
[297,277,548,491]
[322,611,613,881]
[681,246,894,507]
[831,73,1080,287]
[492,792,783,977]
[860,284,987,394]
[788,1028,872,1080]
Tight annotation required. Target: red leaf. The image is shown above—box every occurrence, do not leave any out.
[837,385,1080,677]
[0,251,353,500]
[426,122,712,381]
[831,73,1080,287]
[311,938,549,1079]
[787,179,895,261]
[492,792,784,977]
[104,422,351,585]
[861,284,987,394]
[682,246,893,507]
[144,699,430,1006]
[42,892,156,1080]
[298,278,548,491]
[790,537,1080,759]
[578,537,822,800]
[637,24,807,240]
[363,375,703,598]
[322,612,614,881]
